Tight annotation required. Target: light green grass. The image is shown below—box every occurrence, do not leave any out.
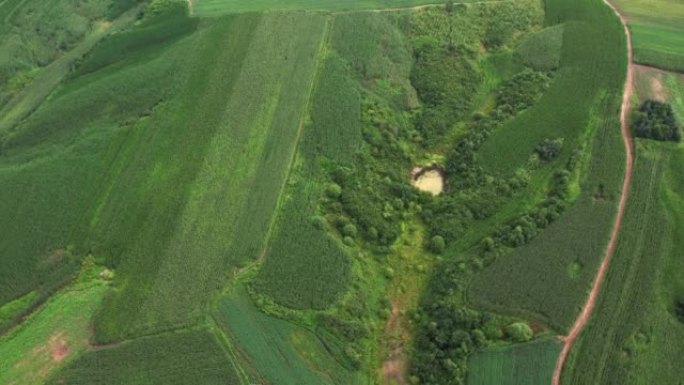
[193,0,496,17]
[613,0,684,71]
[214,286,362,385]
[0,270,107,385]
[664,73,684,121]
[467,338,561,385]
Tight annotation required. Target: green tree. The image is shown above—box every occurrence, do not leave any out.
[505,322,533,342]
[429,235,446,254]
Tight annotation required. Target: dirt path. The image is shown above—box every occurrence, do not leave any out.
[551,1,634,384]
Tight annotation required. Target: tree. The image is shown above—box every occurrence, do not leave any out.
[445,1,455,13]
[343,223,358,238]
[429,235,446,254]
[505,322,533,342]
[535,138,564,161]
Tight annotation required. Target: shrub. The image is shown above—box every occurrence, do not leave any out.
[505,322,533,342]
[535,138,564,161]
[429,235,446,254]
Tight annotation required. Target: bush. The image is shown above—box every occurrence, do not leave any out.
[535,138,564,161]
[342,223,358,238]
[505,322,533,342]
[429,235,446,254]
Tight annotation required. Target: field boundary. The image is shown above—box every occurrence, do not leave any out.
[551,0,635,384]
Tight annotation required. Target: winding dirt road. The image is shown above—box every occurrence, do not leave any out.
[551,1,634,384]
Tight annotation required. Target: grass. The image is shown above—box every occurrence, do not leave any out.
[613,0,684,72]
[467,338,561,385]
[193,0,497,17]
[214,286,360,385]
[470,0,628,332]
[0,265,107,385]
[48,329,240,385]
[562,141,684,385]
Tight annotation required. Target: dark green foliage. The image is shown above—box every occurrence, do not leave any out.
[411,44,482,143]
[632,100,681,142]
[535,138,564,161]
[675,297,684,323]
[48,330,240,385]
[0,0,114,109]
[495,69,551,116]
[72,2,198,78]
[106,0,144,19]
[411,257,503,385]
[429,235,446,254]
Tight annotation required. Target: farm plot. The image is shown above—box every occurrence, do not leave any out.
[613,0,684,72]
[562,142,684,385]
[214,286,361,385]
[48,329,240,385]
[470,0,628,332]
[89,11,327,342]
[0,4,198,327]
[193,0,496,17]
[467,338,561,385]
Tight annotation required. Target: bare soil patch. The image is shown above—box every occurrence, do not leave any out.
[411,166,444,196]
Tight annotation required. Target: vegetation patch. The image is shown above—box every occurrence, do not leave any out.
[467,338,561,385]
[632,100,681,142]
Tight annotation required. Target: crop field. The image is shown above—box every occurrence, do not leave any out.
[470,0,628,332]
[467,338,561,385]
[49,329,239,385]
[193,0,494,17]
[613,0,684,72]
[85,11,327,341]
[0,0,669,384]
[214,286,360,385]
[562,142,684,385]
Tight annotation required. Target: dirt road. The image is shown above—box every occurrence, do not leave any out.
[551,1,634,384]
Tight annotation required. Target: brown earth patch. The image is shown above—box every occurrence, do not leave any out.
[381,303,407,385]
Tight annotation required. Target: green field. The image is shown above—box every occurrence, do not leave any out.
[0,0,667,384]
[470,0,628,332]
[214,286,361,385]
[613,0,684,71]
[48,329,240,385]
[193,0,496,17]
[562,141,684,385]
[467,338,561,385]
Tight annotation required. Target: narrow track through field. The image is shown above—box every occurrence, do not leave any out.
[551,1,635,384]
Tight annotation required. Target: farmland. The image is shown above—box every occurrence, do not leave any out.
[613,0,684,72]
[0,0,673,384]
[193,0,497,17]
[467,338,561,385]
[471,0,628,331]
[562,141,684,385]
